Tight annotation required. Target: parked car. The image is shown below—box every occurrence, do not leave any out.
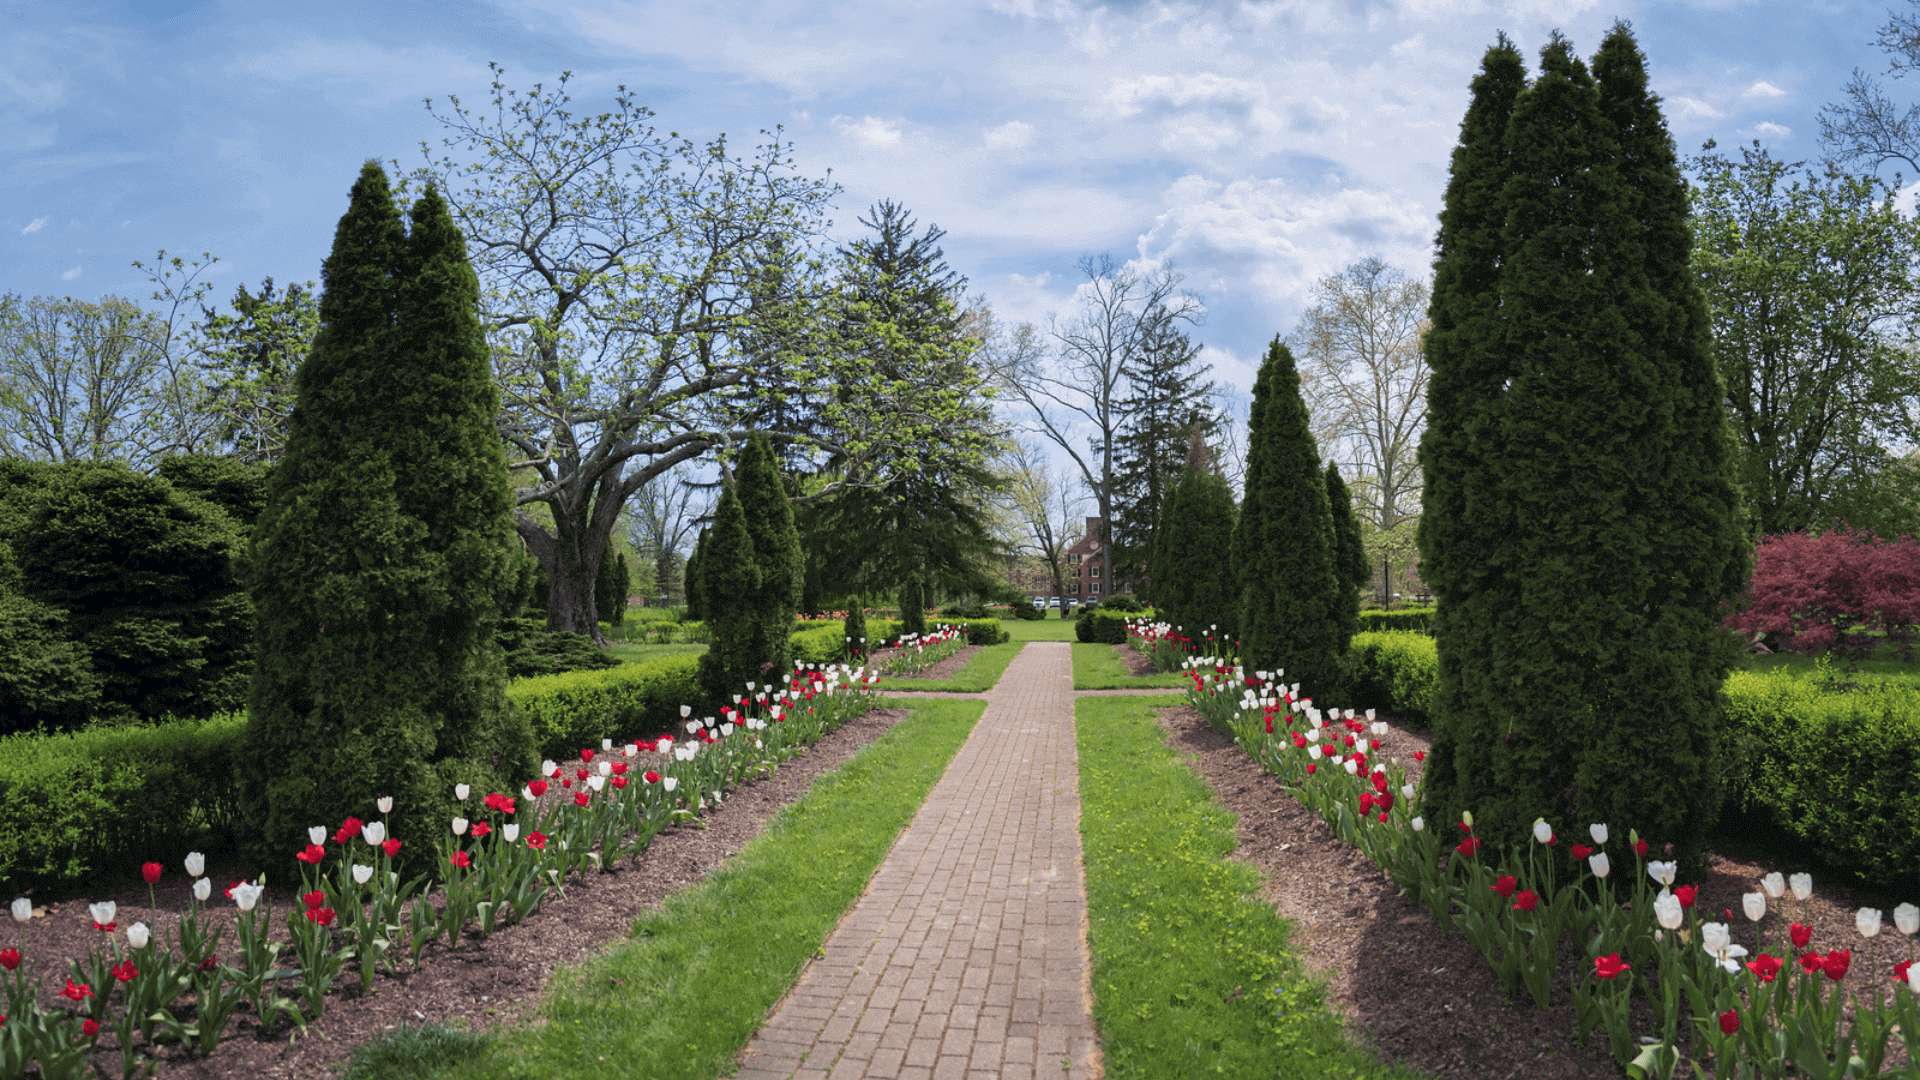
[1032,596,1046,608]
[1049,597,1061,608]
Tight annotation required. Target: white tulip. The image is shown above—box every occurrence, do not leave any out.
[522,785,536,801]
[309,826,327,846]
[720,723,734,737]
[680,704,692,718]
[625,744,637,756]
[1654,892,1684,931]
[126,922,149,949]
[184,852,205,878]
[377,796,394,814]
[89,901,116,926]
[503,824,520,843]
[686,721,702,734]
[597,761,612,777]
[1703,922,1732,954]
[352,864,373,886]
[746,681,756,692]
[1402,784,1416,800]
[452,817,468,836]
[231,882,264,912]
[1308,745,1323,761]
[455,784,471,802]
[1896,903,1919,936]
[588,775,605,792]
[663,777,678,791]
[1647,860,1677,888]
[1372,722,1388,737]
[192,877,211,902]
[541,759,557,776]
[9,898,29,924]
[1366,709,1376,721]
[602,739,614,751]
[1858,907,1884,938]
[1742,893,1767,922]
[1589,852,1611,879]
[1533,819,1553,845]
[1411,817,1425,832]
[1590,823,1608,846]
[1343,759,1359,775]
[1910,964,1920,994]
[1762,872,1785,898]
[1791,873,1814,901]
[362,821,386,846]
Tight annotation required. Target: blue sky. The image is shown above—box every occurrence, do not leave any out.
[1,0,1903,405]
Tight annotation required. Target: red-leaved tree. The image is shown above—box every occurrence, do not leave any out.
[1726,527,1920,660]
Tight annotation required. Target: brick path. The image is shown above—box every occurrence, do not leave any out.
[731,641,1101,1080]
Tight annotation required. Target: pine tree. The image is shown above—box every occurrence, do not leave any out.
[1325,464,1370,650]
[1110,317,1218,597]
[238,163,536,868]
[1150,427,1239,647]
[1230,338,1341,692]
[696,482,762,705]
[734,433,802,680]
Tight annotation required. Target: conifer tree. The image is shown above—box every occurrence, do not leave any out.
[696,481,761,704]
[1325,464,1370,647]
[843,599,869,662]
[684,527,709,622]
[1230,338,1341,692]
[239,163,536,867]
[1150,428,1239,646]
[899,577,927,636]
[734,433,802,680]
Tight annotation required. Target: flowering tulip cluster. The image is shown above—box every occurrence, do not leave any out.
[1180,644,1920,1078]
[0,661,878,1077]
[869,626,967,676]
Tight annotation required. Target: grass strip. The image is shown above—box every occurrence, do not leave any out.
[1003,616,1082,642]
[1072,641,1189,690]
[388,697,985,1080]
[1075,694,1419,1079]
[875,640,1024,692]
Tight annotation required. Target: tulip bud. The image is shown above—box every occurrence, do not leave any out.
[309,826,327,846]
[1858,907,1883,938]
[455,784,471,802]
[377,796,394,814]
[1654,892,1684,931]
[192,877,211,902]
[1460,810,1473,829]
[9,898,29,924]
[1588,852,1611,879]
[602,739,614,751]
[1742,893,1767,922]
[1790,873,1813,901]
[183,851,205,878]
[1762,871,1785,898]
[1411,817,1424,832]
[362,821,386,846]
[680,704,692,718]
[1532,819,1553,845]
[352,864,373,886]
[452,817,468,836]
[1589,823,1608,846]
[127,922,150,949]
[1896,902,1920,936]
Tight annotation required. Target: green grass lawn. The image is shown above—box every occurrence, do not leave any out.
[1004,615,1082,641]
[1071,641,1189,690]
[604,640,707,666]
[1744,641,1920,688]
[875,641,1024,692]
[1075,694,1421,1079]
[356,697,988,1080]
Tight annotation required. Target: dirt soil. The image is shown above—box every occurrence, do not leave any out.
[1153,702,1914,1078]
[1116,643,1158,677]
[10,707,914,1080]
[867,643,980,682]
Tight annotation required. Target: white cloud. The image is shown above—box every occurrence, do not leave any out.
[1670,97,1724,121]
[1010,270,1051,288]
[20,216,45,234]
[1104,73,1266,118]
[834,115,904,147]
[1755,121,1792,137]
[1744,80,1787,99]
[983,120,1034,150]
[61,266,80,280]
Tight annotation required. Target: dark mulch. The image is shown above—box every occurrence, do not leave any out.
[1153,703,1917,1078]
[9,707,914,1079]
[1115,643,1158,677]
[867,643,980,682]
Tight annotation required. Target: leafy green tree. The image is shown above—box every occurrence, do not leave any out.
[595,547,625,627]
[187,279,318,466]
[1688,141,1920,537]
[239,162,537,870]
[1230,338,1342,691]
[1149,427,1239,644]
[1325,464,1369,643]
[1419,29,1747,876]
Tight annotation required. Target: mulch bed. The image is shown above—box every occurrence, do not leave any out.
[9,707,914,1079]
[866,643,981,682]
[1153,702,1915,1077]
[1115,643,1158,677]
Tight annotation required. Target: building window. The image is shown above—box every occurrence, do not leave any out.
[1069,553,1081,564]
[1091,566,1101,578]
[1091,583,1100,595]
[1070,583,1079,594]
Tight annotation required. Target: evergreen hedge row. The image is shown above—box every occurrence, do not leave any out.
[1355,609,1436,635]
[1343,632,1440,726]
[1076,609,1150,645]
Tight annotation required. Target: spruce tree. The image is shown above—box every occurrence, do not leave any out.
[1325,464,1370,648]
[1110,316,1218,596]
[733,433,803,679]
[696,482,760,704]
[239,164,535,868]
[1150,429,1239,647]
[1229,338,1341,692]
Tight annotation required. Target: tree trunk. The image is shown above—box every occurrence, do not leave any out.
[515,463,629,648]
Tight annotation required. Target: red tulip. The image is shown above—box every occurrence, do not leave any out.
[449,851,471,869]
[1413,750,1426,762]
[644,771,661,784]
[1593,953,1630,980]
[1513,890,1539,913]
[302,889,326,910]
[141,862,163,885]
[1491,875,1518,899]
[1456,836,1481,859]
[1790,922,1813,949]
[199,955,218,972]
[0,948,18,971]
[1894,960,1913,985]
[529,780,549,798]
[1359,793,1375,814]
[1633,838,1650,857]
[611,762,628,776]
[1823,949,1851,981]
[470,822,492,841]
[111,960,137,983]
[304,906,336,927]
[1800,953,1824,975]
[1747,954,1784,982]
[296,843,326,865]
[575,768,588,781]
[581,748,595,762]
[575,791,591,807]
[1718,1009,1739,1035]
[1306,763,1317,775]
[383,838,403,858]
[335,817,364,843]
[527,831,548,850]
[60,978,92,1001]
[1571,844,1592,861]
[612,776,629,789]
[81,1017,100,1039]
[1675,885,1697,909]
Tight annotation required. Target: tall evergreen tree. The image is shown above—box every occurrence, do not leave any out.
[898,577,927,637]
[1325,464,1370,648]
[238,163,536,869]
[1419,29,1746,875]
[842,598,869,662]
[1230,339,1342,692]
[1109,316,1218,598]
[696,481,762,704]
[734,432,803,680]
[1150,426,1239,645]
[683,526,710,622]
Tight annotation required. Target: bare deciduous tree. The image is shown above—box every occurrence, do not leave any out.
[998,438,1085,614]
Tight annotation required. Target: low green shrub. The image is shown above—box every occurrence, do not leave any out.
[790,624,845,665]
[1355,608,1434,634]
[1343,631,1438,726]
[0,714,249,896]
[498,617,622,680]
[933,617,1009,646]
[1075,608,1139,645]
[508,654,705,761]
[1096,594,1145,613]
[1011,601,1044,621]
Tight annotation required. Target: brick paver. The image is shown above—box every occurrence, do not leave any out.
[732,641,1100,1080]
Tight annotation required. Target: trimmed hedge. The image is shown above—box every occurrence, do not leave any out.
[1076,609,1144,645]
[1722,671,1920,888]
[508,654,705,761]
[1343,631,1439,726]
[936,618,1008,646]
[0,715,249,896]
[1355,608,1434,634]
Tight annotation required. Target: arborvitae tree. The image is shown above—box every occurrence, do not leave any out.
[238,163,536,870]
[1419,29,1746,876]
[614,552,630,626]
[899,577,927,636]
[594,547,629,627]
[843,598,869,662]
[696,481,761,704]
[1229,338,1342,692]
[683,527,709,622]
[1149,428,1239,648]
[1325,464,1370,647]
[734,433,803,680]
